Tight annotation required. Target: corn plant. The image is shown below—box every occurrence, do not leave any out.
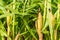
[0,0,60,40]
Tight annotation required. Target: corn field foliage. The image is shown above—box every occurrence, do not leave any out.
[0,0,60,40]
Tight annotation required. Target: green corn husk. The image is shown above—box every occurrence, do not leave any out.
[49,9,55,40]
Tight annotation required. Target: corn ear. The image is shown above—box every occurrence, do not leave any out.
[49,9,55,40]
[35,8,43,40]
[49,11,55,28]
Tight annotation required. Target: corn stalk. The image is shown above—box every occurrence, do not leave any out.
[43,0,47,25]
[6,9,10,40]
[12,0,15,40]
[54,0,60,40]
